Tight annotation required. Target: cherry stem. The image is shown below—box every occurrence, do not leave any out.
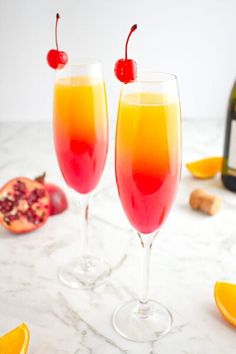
[55,13,60,51]
[125,24,137,60]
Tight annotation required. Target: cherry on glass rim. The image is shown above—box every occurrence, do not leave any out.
[47,13,68,69]
[114,24,138,84]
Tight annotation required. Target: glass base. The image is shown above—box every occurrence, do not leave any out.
[59,255,112,289]
[113,299,173,342]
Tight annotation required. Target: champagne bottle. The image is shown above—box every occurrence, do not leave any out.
[222,80,236,191]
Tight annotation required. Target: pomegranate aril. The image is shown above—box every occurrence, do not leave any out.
[13,194,21,204]
[0,198,14,213]
[28,190,39,205]
[10,213,20,221]
[28,188,46,205]
[3,213,20,225]
[24,208,38,224]
[13,180,26,193]
[36,188,46,198]
[37,212,45,224]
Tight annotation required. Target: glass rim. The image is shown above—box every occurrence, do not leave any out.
[65,58,101,68]
[55,59,103,80]
[132,72,177,84]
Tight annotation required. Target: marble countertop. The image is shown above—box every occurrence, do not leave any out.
[0,119,235,353]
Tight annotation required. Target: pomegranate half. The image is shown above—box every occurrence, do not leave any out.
[0,177,49,234]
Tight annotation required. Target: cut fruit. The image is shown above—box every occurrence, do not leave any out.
[0,323,30,353]
[214,281,236,327]
[0,177,49,234]
[186,157,223,179]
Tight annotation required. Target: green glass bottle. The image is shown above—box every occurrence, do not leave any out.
[222,80,236,191]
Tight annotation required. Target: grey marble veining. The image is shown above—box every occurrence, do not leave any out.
[0,119,235,353]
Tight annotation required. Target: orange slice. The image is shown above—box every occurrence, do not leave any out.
[186,157,223,179]
[0,323,30,353]
[214,281,236,327]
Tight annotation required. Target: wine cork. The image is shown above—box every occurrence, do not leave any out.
[189,189,221,216]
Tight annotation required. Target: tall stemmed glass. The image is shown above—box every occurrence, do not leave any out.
[113,72,181,341]
[53,61,111,288]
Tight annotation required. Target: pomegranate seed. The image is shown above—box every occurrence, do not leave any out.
[0,198,14,214]
[3,213,20,225]
[28,190,39,205]
[24,208,37,223]
[36,188,46,198]
[13,180,26,193]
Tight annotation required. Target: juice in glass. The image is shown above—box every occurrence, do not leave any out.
[115,92,181,234]
[54,76,108,194]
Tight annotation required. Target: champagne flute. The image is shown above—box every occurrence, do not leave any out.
[53,60,111,288]
[113,72,181,341]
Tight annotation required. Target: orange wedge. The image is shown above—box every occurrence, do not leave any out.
[214,281,236,327]
[0,323,30,353]
[186,157,223,179]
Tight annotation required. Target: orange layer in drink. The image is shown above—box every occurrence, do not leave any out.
[115,93,181,233]
[54,77,108,194]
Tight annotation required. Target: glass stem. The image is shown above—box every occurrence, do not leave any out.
[137,231,158,317]
[79,193,91,256]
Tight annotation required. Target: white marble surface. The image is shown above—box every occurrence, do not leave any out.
[0,120,235,353]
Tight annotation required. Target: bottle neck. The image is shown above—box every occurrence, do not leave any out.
[230,80,236,101]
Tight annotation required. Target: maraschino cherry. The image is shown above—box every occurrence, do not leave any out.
[114,24,138,84]
[47,13,68,70]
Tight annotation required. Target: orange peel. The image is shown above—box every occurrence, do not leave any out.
[214,281,236,327]
[0,323,30,353]
[186,157,223,179]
